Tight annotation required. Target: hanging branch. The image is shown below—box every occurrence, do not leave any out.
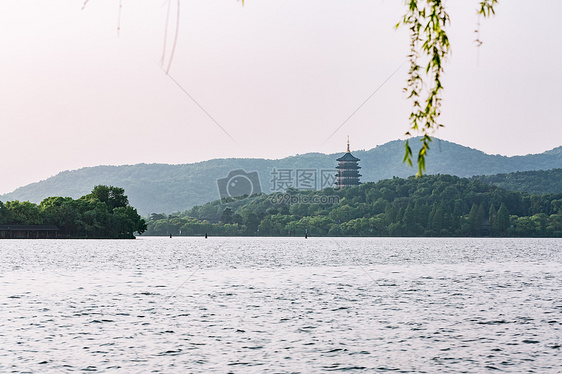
[476,0,498,47]
[164,0,181,74]
[398,0,450,176]
[398,0,497,176]
[160,0,172,66]
[478,0,498,17]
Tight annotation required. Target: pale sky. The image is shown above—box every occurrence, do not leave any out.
[1,0,561,194]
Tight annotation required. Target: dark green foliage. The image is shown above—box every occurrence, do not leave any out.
[0,202,9,224]
[144,175,562,238]
[0,186,146,239]
[220,208,234,224]
[496,203,510,236]
[86,185,129,211]
[473,169,562,195]
[488,204,497,236]
[3,201,42,225]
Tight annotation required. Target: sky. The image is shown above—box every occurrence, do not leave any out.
[1,0,561,194]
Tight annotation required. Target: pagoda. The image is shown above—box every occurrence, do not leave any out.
[335,137,361,188]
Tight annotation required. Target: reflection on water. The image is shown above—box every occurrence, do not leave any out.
[1,237,561,372]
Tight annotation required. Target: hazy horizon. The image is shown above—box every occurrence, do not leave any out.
[2,1,561,194]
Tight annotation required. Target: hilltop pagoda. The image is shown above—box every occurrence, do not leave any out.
[335,137,361,188]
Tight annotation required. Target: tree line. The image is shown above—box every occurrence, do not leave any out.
[472,169,562,195]
[144,174,562,237]
[0,186,146,238]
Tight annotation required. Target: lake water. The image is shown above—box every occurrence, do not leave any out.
[1,237,561,373]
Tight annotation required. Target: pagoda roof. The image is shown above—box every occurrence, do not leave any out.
[336,152,360,162]
[336,164,361,169]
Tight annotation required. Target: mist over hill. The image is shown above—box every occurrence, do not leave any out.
[2,138,562,216]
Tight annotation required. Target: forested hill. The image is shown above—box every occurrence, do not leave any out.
[472,169,562,195]
[144,174,562,238]
[2,138,562,216]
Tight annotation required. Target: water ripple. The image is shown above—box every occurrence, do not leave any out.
[0,237,560,373]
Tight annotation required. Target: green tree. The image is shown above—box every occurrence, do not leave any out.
[551,199,562,214]
[244,212,260,235]
[488,204,497,236]
[220,207,234,224]
[40,196,77,236]
[413,201,429,229]
[329,204,355,223]
[477,203,486,235]
[546,214,562,236]
[513,216,539,237]
[430,202,446,233]
[466,203,480,236]
[113,206,147,238]
[87,185,129,211]
[496,203,510,236]
[0,186,144,239]
[0,201,11,224]
[531,213,548,237]
[150,213,167,221]
[4,201,42,225]
[402,203,415,227]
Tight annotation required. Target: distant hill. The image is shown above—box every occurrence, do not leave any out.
[2,138,562,215]
[472,169,562,195]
